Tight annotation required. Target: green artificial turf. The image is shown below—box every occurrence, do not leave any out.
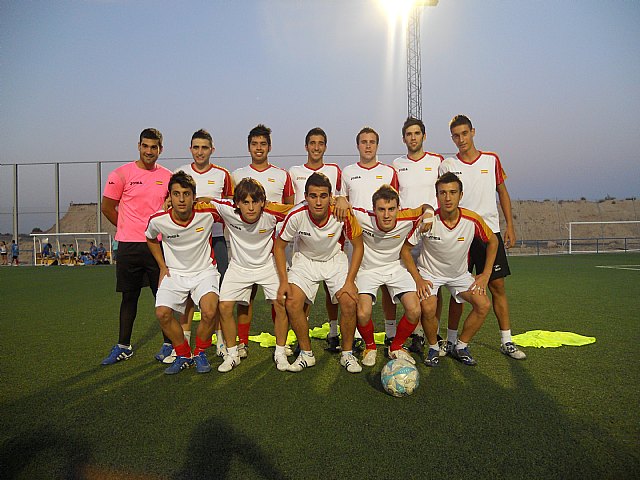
[1,253,639,479]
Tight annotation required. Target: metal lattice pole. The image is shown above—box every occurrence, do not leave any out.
[406,5,422,120]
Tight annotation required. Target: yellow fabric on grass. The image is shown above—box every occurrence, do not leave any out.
[512,330,596,348]
[247,322,389,347]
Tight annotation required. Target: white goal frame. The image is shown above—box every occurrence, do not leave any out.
[29,232,113,266]
[568,221,640,254]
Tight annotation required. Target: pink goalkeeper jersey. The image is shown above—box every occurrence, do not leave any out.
[103,161,172,242]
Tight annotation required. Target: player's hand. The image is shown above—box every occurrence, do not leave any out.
[336,280,358,303]
[504,225,516,249]
[277,283,290,307]
[469,273,489,295]
[416,277,433,301]
[419,207,435,233]
[332,196,352,223]
[158,266,170,285]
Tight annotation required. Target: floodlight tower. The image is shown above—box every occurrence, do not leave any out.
[407,0,438,120]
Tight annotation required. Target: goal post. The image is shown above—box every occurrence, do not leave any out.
[29,232,113,266]
[568,221,640,254]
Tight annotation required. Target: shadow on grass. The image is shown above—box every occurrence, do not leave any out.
[175,416,288,480]
[0,425,91,479]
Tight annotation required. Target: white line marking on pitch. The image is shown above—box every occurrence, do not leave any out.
[595,265,640,271]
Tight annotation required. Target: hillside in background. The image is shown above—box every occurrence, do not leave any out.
[2,199,639,262]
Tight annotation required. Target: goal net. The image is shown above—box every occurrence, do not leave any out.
[568,221,640,254]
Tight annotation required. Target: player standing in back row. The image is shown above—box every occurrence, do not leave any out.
[289,127,342,352]
[392,117,444,353]
[232,124,294,358]
[439,115,525,360]
[342,127,399,350]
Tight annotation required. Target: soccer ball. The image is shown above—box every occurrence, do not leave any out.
[381,359,419,397]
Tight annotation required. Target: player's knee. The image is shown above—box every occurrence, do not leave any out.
[155,307,172,326]
[488,279,505,297]
[285,296,304,314]
[474,297,491,317]
[406,304,421,323]
[200,307,216,324]
[339,298,357,317]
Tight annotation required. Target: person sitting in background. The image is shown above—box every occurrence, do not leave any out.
[68,244,77,260]
[80,251,95,265]
[96,243,107,264]
[89,241,99,260]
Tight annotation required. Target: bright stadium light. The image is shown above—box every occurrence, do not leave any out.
[377,0,438,24]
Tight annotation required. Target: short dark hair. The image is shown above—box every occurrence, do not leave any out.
[169,170,197,196]
[233,178,266,214]
[191,129,213,147]
[449,114,473,131]
[140,128,163,147]
[305,172,332,195]
[248,124,272,147]
[356,126,379,145]
[436,172,463,192]
[372,184,400,209]
[402,117,425,136]
[305,127,327,146]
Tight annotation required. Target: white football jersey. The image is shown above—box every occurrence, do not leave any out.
[392,152,443,209]
[289,163,343,204]
[341,162,399,209]
[175,163,233,237]
[145,208,222,276]
[438,152,506,233]
[408,208,493,279]
[232,164,294,203]
[206,199,292,269]
[278,205,362,262]
[353,207,422,270]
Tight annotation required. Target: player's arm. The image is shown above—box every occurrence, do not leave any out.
[496,182,516,248]
[101,197,119,227]
[273,237,290,305]
[470,232,498,294]
[400,240,432,300]
[336,234,362,303]
[146,237,169,284]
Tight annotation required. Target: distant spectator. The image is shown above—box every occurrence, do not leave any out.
[111,239,118,263]
[10,240,19,266]
[96,242,107,264]
[89,241,98,260]
[60,244,69,264]
[80,251,95,265]
[42,242,54,258]
[0,241,7,265]
[68,244,77,260]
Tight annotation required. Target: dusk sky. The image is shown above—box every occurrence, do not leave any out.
[1,0,638,233]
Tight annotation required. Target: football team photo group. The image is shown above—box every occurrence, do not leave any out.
[100,115,526,377]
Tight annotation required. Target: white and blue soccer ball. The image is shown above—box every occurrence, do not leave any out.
[381,359,419,397]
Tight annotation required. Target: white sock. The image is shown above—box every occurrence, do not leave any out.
[456,340,468,350]
[341,350,353,357]
[302,350,314,357]
[447,328,458,344]
[429,343,439,352]
[500,329,512,345]
[184,330,192,343]
[215,330,224,345]
[329,320,338,337]
[354,329,363,339]
[275,345,286,355]
[227,345,238,357]
[118,343,131,349]
[384,319,396,337]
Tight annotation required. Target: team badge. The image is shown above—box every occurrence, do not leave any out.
[196,227,205,233]
[480,169,489,174]
[155,181,164,185]
[457,237,465,241]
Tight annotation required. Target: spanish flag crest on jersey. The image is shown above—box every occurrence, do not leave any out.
[155,181,164,185]
[196,227,205,233]
[457,237,465,242]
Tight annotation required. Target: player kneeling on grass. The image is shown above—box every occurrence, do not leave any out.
[350,184,434,367]
[401,172,496,367]
[201,178,295,373]
[274,172,365,373]
[146,171,223,375]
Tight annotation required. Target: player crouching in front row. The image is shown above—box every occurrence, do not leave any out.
[401,172,497,367]
[275,172,365,373]
[146,171,222,375]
